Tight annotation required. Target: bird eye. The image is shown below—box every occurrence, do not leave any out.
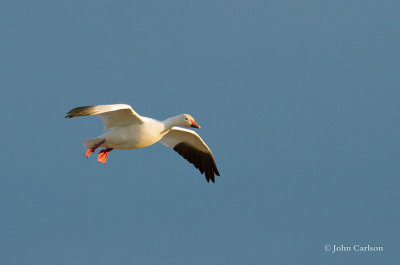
[185,117,188,120]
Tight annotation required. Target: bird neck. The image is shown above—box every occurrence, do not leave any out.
[163,115,182,131]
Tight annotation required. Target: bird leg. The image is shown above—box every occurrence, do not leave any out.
[85,139,105,158]
[97,148,114,164]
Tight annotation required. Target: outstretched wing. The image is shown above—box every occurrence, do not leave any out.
[159,127,220,183]
[65,104,143,130]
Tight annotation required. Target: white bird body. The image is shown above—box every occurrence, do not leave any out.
[66,104,220,183]
[97,117,166,149]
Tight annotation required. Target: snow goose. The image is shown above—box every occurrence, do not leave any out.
[65,104,220,183]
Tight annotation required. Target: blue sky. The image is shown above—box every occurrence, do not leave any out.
[1,1,399,264]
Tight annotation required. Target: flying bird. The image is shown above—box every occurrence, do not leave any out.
[65,104,220,183]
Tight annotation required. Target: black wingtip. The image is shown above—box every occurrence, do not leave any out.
[64,108,76,118]
[172,142,220,184]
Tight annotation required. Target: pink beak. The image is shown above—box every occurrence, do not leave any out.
[190,120,201,128]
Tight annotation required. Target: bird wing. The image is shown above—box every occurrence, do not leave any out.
[65,104,143,130]
[159,127,220,183]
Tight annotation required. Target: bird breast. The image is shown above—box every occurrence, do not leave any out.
[102,121,165,150]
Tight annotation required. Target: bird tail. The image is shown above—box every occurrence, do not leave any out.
[82,138,104,149]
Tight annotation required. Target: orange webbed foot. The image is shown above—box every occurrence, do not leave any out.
[85,149,94,158]
[97,151,107,164]
[97,148,113,164]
